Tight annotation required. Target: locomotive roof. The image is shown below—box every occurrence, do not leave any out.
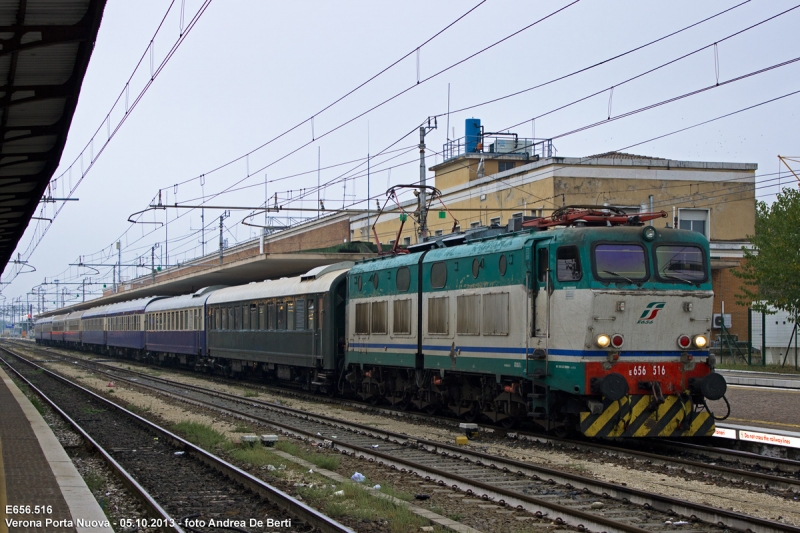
[145,289,221,313]
[207,265,350,305]
[83,296,167,318]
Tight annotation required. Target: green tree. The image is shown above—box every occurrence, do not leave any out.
[734,188,800,317]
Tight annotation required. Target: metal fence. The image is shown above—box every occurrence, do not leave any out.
[713,305,799,367]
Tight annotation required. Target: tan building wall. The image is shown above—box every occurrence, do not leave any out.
[359,154,757,247]
[711,259,751,343]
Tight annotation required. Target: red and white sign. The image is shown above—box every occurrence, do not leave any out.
[739,430,800,449]
[713,427,737,440]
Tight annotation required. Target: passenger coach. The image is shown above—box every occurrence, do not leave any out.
[205,263,350,387]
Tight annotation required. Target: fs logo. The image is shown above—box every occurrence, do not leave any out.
[637,302,666,324]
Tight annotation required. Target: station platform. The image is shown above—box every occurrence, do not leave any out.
[717,368,800,390]
[0,367,112,533]
[704,369,800,450]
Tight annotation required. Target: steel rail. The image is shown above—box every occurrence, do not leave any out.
[16,343,798,533]
[15,341,800,484]
[0,347,355,533]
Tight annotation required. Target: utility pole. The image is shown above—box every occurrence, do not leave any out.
[54,279,59,307]
[201,207,205,256]
[116,241,121,293]
[219,211,230,265]
[418,117,437,242]
[151,246,156,284]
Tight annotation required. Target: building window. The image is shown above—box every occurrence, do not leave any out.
[512,212,523,219]
[434,230,443,236]
[490,217,501,226]
[679,209,709,237]
[498,161,515,172]
[470,221,480,228]
[452,225,461,233]
[403,236,411,246]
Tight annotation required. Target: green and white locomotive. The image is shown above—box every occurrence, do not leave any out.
[345,206,726,437]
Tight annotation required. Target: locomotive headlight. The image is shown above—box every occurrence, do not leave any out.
[642,226,657,241]
[595,334,611,348]
[693,335,708,349]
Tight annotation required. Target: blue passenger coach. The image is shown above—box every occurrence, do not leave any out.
[105,297,165,355]
[144,287,222,364]
[81,304,109,350]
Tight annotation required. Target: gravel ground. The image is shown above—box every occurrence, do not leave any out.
[27,348,800,528]
[9,375,159,533]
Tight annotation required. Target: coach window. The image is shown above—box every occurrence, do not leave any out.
[258,305,266,330]
[287,300,295,330]
[277,302,286,330]
[243,305,250,330]
[396,267,410,292]
[268,303,276,330]
[295,298,305,330]
[250,304,258,330]
[499,255,507,276]
[431,262,447,288]
[307,299,315,330]
[556,246,582,282]
[393,299,411,335]
[318,295,325,331]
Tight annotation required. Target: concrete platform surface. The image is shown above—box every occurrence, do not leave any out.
[717,369,800,390]
[0,366,113,533]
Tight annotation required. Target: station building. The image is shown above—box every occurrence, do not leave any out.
[351,119,758,345]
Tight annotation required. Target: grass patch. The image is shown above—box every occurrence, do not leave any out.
[274,440,340,471]
[172,421,228,449]
[317,482,432,533]
[126,403,151,415]
[28,394,47,416]
[83,470,105,492]
[82,406,105,415]
[232,424,252,433]
[243,390,259,397]
[379,484,413,502]
[717,363,800,374]
[227,445,281,467]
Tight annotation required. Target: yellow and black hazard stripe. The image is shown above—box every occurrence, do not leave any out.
[579,394,714,437]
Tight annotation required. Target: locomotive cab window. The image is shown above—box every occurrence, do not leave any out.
[556,246,582,282]
[594,243,648,283]
[655,245,706,283]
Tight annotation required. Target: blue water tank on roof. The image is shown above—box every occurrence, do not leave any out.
[465,118,481,153]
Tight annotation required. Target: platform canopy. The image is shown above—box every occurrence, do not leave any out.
[0,0,106,271]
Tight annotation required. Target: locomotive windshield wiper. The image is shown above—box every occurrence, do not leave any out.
[602,270,634,284]
[661,271,692,285]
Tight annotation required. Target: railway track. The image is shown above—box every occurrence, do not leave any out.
[7,341,796,533]
[15,340,800,491]
[0,347,353,533]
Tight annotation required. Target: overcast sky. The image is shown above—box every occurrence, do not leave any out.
[3,0,799,310]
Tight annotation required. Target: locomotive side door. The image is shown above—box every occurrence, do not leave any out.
[532,242,550,338]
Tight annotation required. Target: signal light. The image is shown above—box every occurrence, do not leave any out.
[677,334,692,349]
[611,334,624,348]
[693,335,708,349]
[595,334,611,348]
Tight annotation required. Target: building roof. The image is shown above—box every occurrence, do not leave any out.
[586,151,666,160]
[0,0,107,271]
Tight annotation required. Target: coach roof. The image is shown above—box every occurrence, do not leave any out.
[207,265,350,306]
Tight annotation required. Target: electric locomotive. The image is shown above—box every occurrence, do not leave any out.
[33,206,726,438]
[346,206,726,437]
